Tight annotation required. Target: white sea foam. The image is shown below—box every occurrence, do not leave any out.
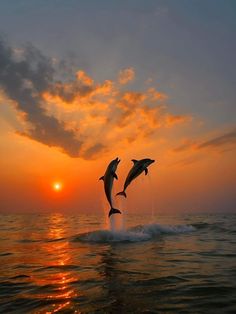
[77,223,195,243]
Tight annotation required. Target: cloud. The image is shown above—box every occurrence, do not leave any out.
[0,37,190,159]
[172,155,202,167]
[118,67,135,85]
[76,70,94,86]
[164,114,192,127]
[82,143,106,159]
[198,129,236,149]
[0,38,82,157]
[173,128,236,154]
[173,140,195,153]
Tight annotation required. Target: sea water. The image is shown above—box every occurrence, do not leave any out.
[0,213,235,313]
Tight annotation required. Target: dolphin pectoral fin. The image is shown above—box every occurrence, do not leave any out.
[145,168,148,175]
[116,191,127,198]
[109,208,121,217]
[132,159,138,164]
[112,172,118,180]
[99,176,104,181]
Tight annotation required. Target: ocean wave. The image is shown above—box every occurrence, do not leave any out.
[191,222,233,233]
[131,223,195,235]
[191,222,210,229]
[72,223,195,243]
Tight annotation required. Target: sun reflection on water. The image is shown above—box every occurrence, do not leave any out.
[34,213,80,313]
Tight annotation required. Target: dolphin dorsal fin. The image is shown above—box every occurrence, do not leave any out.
[132,159,138,164]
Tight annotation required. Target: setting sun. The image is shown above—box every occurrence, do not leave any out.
[53,182,63,192]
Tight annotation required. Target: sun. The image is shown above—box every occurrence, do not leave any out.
[52,182,63,192]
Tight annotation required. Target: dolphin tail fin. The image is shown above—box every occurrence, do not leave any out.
[108,208,121,217]
[116,191,127,198]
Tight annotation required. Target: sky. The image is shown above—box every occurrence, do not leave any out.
[0,0,235,214]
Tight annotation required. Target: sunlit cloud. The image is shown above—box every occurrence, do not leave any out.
[164,114,192,127]
[0,37,191,159]
[76,70,94,86]
[118,67,135,85]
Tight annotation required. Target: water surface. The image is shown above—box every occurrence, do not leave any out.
[0,213,235,313]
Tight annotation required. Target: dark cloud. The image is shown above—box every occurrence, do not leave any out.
[198,129,236,149]
[83,143,106,159]
[173,128,236,154]
[49,81,93,103]
[0,38,82,157]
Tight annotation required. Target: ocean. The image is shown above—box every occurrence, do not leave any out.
[0,212,235,313]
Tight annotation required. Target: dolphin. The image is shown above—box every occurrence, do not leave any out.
[116,158,155,198]
[99,157,122,217]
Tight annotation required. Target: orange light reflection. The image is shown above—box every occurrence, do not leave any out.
[33,214,81,313]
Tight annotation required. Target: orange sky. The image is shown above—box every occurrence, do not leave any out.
[0,1,236,215]
[0,67,235,214]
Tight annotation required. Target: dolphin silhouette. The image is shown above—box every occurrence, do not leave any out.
[116,158,155,198]
[99,157,121,217]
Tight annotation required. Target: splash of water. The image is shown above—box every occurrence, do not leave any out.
[147,173,155,222]
[75,223,195,243]
[109,210,124,232]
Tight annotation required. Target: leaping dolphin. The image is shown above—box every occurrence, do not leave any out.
[99,157,122,217]
[116,158,155,198]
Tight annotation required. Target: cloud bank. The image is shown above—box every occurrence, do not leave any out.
[0,38,189,159]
